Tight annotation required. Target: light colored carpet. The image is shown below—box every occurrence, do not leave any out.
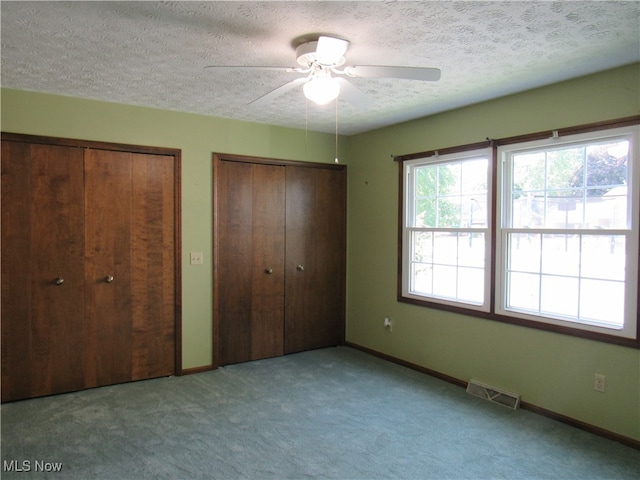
[1,346,638,479]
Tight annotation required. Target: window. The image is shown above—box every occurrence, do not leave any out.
[402,148,492,311]
[398,120,640,346]
[497,126,638,340]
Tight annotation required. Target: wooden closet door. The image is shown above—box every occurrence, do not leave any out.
[84,149,134,387]
[284,165,346,354]
[130,153,177,380]
[216,160,285,365]
[84,149,176,387]
[1,142,86,402]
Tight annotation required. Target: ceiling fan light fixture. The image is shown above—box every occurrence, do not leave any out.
[303,76,340,105]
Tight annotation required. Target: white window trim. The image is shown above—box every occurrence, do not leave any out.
[402,148,493,312]
[495,126,639,340]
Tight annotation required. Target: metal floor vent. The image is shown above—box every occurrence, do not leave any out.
[466,380,520,410]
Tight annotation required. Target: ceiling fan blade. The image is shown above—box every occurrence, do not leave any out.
[249,77,308,106]
[316,36,350,65]
[335,78,372,109]
[204,65,296,73]
[345,65,441,81]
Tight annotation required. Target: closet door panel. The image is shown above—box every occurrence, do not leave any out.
[84,149,134,387]
[30,145,86,396]
[217,160,285,365]
[218,160,254,365]
[285,166,346,353]
[1,141,32,400]
[1,142,85,401]
[250,164,285,360]
[130,153,176,379]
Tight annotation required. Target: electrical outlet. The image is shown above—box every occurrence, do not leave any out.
[190,252,204,265]
[594,374,606,393]
[384,317,392,332]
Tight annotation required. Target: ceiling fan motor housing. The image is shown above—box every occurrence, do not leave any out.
[296,41,318,67]
[296,40,346,68]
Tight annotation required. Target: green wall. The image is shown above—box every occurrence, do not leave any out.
[345,63,640,441]
[0,88,343,371]
[2,62,639,441]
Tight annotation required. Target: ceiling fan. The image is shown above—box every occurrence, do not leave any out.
[205,35,441,107]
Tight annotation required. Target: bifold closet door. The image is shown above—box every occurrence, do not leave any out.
[217,160,285,365]
[284,165,346,353]
[128,152,177,381]
[84,149,176,387]
[84,149,133,387]
[2,142,177,402]
[1,142,86,401]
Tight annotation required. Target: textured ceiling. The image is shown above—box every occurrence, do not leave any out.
[2,1,639,135]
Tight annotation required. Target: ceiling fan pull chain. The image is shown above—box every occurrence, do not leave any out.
[335,99,339,164]
[305,96,309,159]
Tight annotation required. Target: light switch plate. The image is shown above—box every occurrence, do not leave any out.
[190,252,204,265]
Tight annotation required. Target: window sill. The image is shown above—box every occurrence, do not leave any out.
[398,294,640,349]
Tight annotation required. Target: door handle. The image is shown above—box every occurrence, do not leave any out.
[54,277,65,286]
[265,268,273,274]
[105,275,114,283]
[296,264,305,271]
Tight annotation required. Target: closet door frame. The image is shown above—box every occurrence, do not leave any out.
[212,152,346,369]
[1,132,183,377]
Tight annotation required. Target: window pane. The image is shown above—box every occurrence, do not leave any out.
[506,271,540,311]
[585,186,627,229]
[511,195,543,228]
[433,232,458,265]
[546,147,584,190]
[437,196,461,228]
[580,279,624,327]
[411,232,433,295]
[415,166,436,197]
[462,195,487,228]
[512,152,545,192]
[541,234,580,276]
[580,235,625,281]
[540,275,578,318]
[461,159,488,194]
[507,233,541,273]
[438,163,460,196]
[411,263,433,296]
[585,141,628,191]
[433,264,457,299]
[545,193,582,229]
[414,198,434,227]
[457,267,484,304]
[412,231,433,263]
[458,233,485,268]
